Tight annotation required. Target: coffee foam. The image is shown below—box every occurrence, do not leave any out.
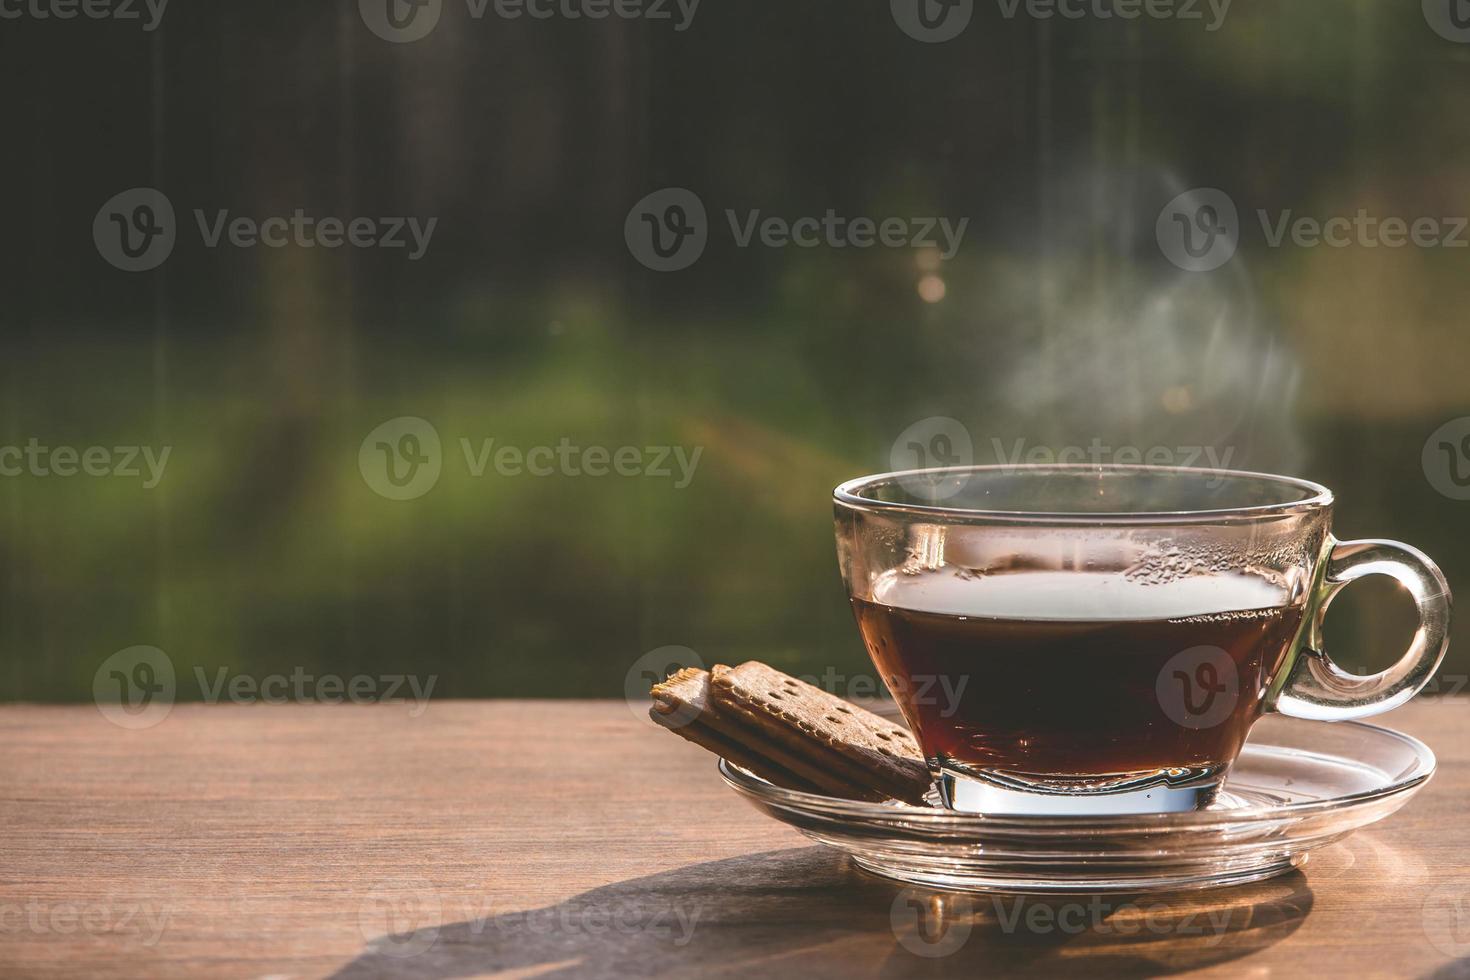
[870,568,1290,622]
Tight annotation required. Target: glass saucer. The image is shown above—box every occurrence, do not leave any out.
[718,713,1434,894]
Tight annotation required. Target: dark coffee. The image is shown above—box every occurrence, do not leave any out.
[852,571,1305,780]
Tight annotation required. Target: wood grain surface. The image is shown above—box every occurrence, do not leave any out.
[1,698,1468,979]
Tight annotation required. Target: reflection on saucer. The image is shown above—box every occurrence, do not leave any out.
[722,714,1434,894]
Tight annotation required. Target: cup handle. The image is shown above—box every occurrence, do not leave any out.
[1272,538,1452,721]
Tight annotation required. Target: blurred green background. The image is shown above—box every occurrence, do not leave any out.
[0,0,1465,700]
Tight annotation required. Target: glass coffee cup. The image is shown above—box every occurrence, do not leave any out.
[833,465,1451,815]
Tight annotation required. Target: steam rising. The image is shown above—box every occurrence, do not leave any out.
[982,166,1303,476]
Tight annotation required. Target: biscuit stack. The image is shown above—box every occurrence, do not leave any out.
[649,661,932,804]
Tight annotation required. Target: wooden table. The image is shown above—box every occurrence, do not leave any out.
[1,699,1467,979]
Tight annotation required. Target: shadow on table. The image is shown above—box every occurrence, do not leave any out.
[332,846,1312,979]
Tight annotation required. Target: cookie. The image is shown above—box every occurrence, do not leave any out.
[709,661,931,804]
[649,666,896,802]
